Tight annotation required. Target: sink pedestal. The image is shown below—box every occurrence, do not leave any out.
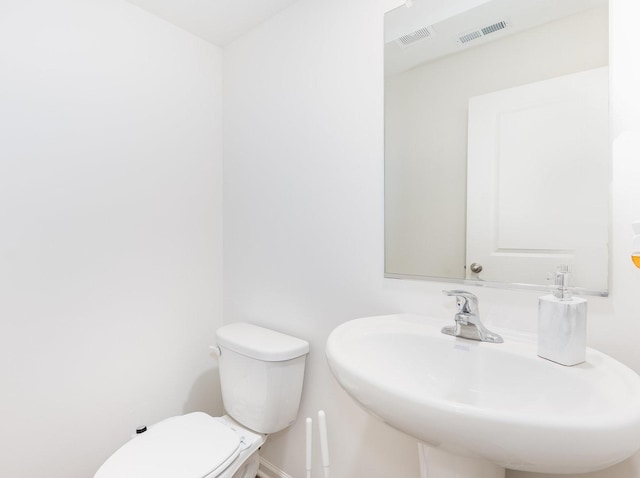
[418,444,505,478]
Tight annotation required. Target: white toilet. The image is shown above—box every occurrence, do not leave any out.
[95,323,309,478]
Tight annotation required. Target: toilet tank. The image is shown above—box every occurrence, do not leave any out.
[215,323,309,434]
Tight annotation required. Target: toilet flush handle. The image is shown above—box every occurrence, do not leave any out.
[209,345,221,356]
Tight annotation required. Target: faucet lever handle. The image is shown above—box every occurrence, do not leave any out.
[442,290,478,314]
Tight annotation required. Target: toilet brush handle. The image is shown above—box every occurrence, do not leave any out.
[318,411,330,478]
[306,417,312,478]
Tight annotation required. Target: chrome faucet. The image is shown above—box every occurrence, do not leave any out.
[442,290,503,343]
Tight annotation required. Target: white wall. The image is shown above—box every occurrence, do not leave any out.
[224,0,420,474]
[224,0,640,478]
[0,1,224,476]
[385,7,608,279]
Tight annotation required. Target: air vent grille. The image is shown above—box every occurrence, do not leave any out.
[396,26,434,47]
[481,20,508,35]
[458,31,482,44]
[457,18,510,45]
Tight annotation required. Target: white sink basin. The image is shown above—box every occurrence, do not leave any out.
[326,314,640,474]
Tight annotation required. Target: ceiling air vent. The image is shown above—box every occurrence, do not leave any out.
[458,30,482,44]
[482,20,509,35]
[457,19,510,45]
[396,26,435,47]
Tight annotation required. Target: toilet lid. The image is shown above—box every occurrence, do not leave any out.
[95,413,242,478]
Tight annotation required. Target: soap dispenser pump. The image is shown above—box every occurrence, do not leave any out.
[537,265,587,366]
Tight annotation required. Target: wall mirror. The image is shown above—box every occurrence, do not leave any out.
[384,0,609,295]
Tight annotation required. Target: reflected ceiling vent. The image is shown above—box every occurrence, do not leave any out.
[396,26,435,47]
[457,19,511,45]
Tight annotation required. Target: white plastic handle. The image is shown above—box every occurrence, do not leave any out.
[306,417,312,478]
[318,410,330,478]
[209,345,221,356]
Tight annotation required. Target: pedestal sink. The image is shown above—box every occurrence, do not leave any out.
[326,314,640,476]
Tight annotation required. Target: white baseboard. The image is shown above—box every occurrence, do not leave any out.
[257,457,295,478]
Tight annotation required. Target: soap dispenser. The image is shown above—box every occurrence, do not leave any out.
[632,220,640,268]
[537,265,587,366]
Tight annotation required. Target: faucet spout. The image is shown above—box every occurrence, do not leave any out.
[442,290,503,343]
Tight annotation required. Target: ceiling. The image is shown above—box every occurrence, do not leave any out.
[127,0,300,46]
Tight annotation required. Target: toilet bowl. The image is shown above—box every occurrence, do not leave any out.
[95,323,309,478]
[96,413,264,478]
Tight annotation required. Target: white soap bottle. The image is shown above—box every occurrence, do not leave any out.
[537,265,587,366]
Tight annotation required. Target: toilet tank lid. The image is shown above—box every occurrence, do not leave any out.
[216,323,309,361]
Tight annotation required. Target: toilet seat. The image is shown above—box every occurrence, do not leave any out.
[95,413,256,478]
